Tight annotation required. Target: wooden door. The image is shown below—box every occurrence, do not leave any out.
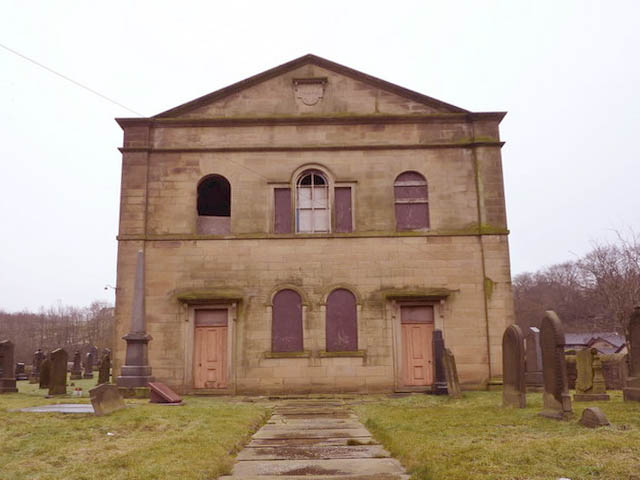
[400,305,434,386]
[194,309,228,389]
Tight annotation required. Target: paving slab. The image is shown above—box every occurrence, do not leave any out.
[219,475,409,480]
[237,444,390,461]
[252,427,372,439]
[231,458,406,477]
[247,437,375,448]
[18,404,94,414]
[260,421,365,431]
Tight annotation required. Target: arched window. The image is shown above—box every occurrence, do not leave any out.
[326,288,358,352]
[272,289,303,352]
[197,175,231,234]
[296,170,329,233]
[394,171,429,230]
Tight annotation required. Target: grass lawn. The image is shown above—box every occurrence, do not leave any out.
[354,390,640,480]
[0,378,269,480]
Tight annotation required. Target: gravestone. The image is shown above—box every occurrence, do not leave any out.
[30,349,44,383]
[443,347,461,399]
[39,354,51,389]
[70,350,83,380]
[579,407,610,428]
[90,384,126,416]
[539,311,573,420]
[83,352,94,379]
[48,348,68,395]
[623,305,640,402]
[502,324,526,408]
[116,250,154,388]
[525,326,543,390]
[98,350,111,384]
[149,382,183,404]
[574,347,610,401]
[431,329,448,395]
[0,340,18,393]
[15,363,28,381]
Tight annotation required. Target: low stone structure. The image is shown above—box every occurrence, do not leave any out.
[149,382,183,404]
[30,349,44,384]
[48,348,68,395]
[574,347,609,401]
[70,351,83,380]
[0,340,18,393]
[90,384,126,416]
[539,311,572,420]
[39,353,51,389]
[15,363,28,381]
[525,327,543,390]
[623,306,640,402]
[502,325,526,408]
[579,407,610,428]
[83,352,94,379]
[443,348,461,399]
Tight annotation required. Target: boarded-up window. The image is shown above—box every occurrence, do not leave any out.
[326,289,358,352]
[197,175,231,234]
[274,188,292,233]
[394,171,429,230]
[334,187,353,233]
[296,171,329,233]
[272,289,303,352]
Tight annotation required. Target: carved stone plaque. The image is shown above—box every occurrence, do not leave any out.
[293,78,327,106]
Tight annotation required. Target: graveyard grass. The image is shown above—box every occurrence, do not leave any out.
[354,390,640,480]
[0,379,269,480]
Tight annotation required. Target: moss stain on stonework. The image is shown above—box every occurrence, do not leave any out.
[484,277,495,301]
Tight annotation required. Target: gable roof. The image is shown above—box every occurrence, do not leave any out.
[153,53,469,118]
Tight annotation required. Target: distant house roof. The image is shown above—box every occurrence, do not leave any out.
[564,332,626,355]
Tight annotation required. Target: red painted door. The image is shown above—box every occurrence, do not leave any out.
[400,306,434,386]
[194,310,228,389]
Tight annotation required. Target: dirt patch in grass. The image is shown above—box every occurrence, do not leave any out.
[354,390,640,480]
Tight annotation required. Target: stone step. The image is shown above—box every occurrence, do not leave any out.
[219,474,410,480]
[260,422,364,431]
[247,437,377,448]
[230,458,406,477]
[252,428,372,439]
[236,444,390,461]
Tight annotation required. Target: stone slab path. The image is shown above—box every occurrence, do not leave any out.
[220,399,409,480]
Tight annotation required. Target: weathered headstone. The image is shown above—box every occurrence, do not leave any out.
[579,406,610,428]
[149,382,183,404]
[39,354,51,389]
[15,363,28,381]
[97,349,111,385]
[116,250,154,388]
[70,350,83,380]
[525,326,543,390]
[502,324,526,408]
[574,347,610,401]
[432,329,448,395]
[90,383,126,416]
[30,349,44,384]
[0,340,18,393]
[539,311,573,420]
[83,352,94,379]
[623,305,640,402]
[48,348,68,395]
[443,347,461,399]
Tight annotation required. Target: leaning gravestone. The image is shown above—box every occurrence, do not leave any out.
[0,340,18,393]
[574,347,610,401]
[443,347,462,399]
[90,384,126,416]
[623,305,640,402]
[39,354,51,389]
[70,350,83,380]
[525,327,543,390]
[48,348,68,395]
[502,324,526,408]
[539,311,573,420]
[97,350,111,385]
[83,352,94,379]
[30,349,44,384]
[432,329,448,395]
[149,382,183,404]
[579,406,610,428]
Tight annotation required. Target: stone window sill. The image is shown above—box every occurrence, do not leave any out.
[318,350,366,358]
[263,350,312,359]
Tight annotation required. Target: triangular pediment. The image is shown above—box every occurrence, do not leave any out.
[154,54,468,119]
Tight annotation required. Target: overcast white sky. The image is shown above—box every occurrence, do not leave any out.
[1,1,639,312]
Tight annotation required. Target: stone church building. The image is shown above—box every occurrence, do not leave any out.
[113,54,515,394]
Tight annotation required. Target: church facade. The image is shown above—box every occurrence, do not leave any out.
[113,54,515,394]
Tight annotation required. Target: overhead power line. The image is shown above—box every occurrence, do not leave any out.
[0,42,144,116]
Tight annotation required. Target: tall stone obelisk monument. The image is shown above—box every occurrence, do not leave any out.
[116,250,154,388]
